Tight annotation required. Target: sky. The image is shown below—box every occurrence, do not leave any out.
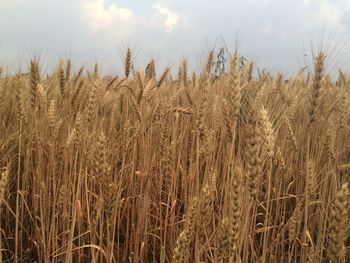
[1,0,350,75]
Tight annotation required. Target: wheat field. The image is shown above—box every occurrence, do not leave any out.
[0,49,349,262]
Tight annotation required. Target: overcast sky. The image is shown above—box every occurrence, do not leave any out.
[1,0,350,75]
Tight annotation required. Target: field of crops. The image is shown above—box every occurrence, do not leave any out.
[0,50,349,262]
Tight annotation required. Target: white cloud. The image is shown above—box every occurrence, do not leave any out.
[301,0,344,29]
[303,0,312,6]
[153,4,179,32]
[316,2,343,28]
[83,0,135,34]
[82,0,180,34]
[2,0,350,74]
